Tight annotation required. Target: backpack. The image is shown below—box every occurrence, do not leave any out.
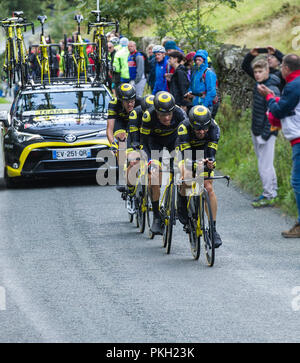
[132,51,150,76]
[201,68,220,105]
[202,68,220,119]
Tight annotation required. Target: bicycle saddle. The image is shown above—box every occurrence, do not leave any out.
[37,15,47,24]
[74,14,83,23]
[13,11,24,17]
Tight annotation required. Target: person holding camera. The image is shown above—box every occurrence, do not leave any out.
[242,47,281,208]
[258,54,300,237]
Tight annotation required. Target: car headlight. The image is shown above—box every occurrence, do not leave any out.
[14,131,44,143]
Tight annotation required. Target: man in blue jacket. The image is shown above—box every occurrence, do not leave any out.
[152,45,169,95]
[185,49,217,111]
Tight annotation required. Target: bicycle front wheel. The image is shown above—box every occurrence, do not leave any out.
[136,184,146,233]
[146,190,155,239]
[201,189,215,267]
[188,197,201,260]
[162,184,175,254]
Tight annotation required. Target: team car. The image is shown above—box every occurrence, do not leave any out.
[0,80,114,187]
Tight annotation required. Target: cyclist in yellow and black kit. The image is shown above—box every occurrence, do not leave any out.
[125,94,155,196]
[106,83,142,146]
[106,83,142,192]
[176,105,222,248]
[127,94,155,151]
[140,91,188,235]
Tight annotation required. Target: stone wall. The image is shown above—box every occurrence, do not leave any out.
[215,44,255,111]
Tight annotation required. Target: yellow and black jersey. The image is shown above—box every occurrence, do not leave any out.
[176,119,220,160]
[107,96,142,122]
[140,105,187,138]
[127,105,144,148]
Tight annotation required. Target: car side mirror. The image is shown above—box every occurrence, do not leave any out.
[0,111,9,128]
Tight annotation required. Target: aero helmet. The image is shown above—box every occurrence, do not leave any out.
[141,94,154,112]
[154,91,175,113]
[116,83,136,100]
[189,105,212,130]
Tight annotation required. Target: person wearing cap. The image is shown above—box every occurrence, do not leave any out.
[184,51,196,81]
[152,45,169,95]
[113,37,130,86]
[140,91,188,235]
[164,40,183,55]
[267,46,285,91]
[176,105,222,248]
[111,36,121,52]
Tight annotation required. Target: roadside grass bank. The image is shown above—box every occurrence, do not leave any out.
[216,95,297,218]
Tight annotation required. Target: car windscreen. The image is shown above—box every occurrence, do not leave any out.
[16,90,110,116]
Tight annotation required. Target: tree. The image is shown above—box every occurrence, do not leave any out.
[0,0,45,20]
[76,0,165,36]
[156,0,241,52]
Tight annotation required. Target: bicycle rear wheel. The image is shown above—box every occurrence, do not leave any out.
[201,189,215,267]
[188,197,201,260]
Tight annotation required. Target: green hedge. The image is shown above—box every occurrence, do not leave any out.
[216,95,297,218]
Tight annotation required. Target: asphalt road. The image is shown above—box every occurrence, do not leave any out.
[0,100,300,342]
[0,161,300,342]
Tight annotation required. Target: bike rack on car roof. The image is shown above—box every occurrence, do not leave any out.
[24,76,104,90]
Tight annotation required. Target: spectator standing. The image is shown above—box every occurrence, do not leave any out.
[152,45,168,95]
[242,49,281,208]
[186,50,217,110]
[113,37,130,86]
[258,54,300,237]
[107,42,116,91]
[146,44,156,92]
[185,51,196,81]
[168,51,189,110]
[128,41,147,97]
[267,45,285,91]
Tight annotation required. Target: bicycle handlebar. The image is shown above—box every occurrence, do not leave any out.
[179,175,230,186]
[87,21,119,34]
[16,22,35,34]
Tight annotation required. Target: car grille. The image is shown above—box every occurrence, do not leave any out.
[22,145,113,174]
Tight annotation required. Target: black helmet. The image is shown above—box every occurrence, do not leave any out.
[141,94,154,112]
[189,105,212,130]
[116,83,136,100]
[154,91,175,113]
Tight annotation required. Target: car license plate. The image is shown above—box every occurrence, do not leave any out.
[53,148,91,160]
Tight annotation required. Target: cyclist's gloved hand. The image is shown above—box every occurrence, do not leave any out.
[205,158,216,170]
[110,141,118,154]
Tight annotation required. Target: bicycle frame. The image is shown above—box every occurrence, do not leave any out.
[1,14,34,87]
[33,15,60,85]
[88,9,119,82]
